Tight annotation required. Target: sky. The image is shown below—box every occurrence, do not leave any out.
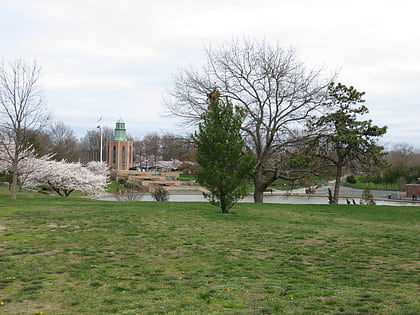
[1,0,419,148]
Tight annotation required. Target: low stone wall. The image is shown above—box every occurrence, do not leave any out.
[115,170,195,191]
[115,170,180,180]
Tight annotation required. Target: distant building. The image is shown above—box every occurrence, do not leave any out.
[107,119,133,170]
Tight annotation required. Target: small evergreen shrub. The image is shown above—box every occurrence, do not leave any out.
[327,188,333,204]
[346,175,357,184]
[362,187,376,205]
[117,177,127,186]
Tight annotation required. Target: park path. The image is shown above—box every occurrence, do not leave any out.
[271,180,412,202]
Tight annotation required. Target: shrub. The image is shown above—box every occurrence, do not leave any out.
[346,175,357,184]
[327,188,333,204]
[151,186,169,202]
[117,177,127,186]
[115,181,146,201]
[362,187,376,205]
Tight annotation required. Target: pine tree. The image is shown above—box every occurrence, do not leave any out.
[308,82,387,204]
[193,89,255,213]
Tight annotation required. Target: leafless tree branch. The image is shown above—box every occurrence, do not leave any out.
[164,39,336,201]
[0,59,52,199]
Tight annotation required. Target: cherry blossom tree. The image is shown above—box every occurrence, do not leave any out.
[86,161,111,177]
[155,160,182,171]
[0,139,51,189]
[28,159,108,196]
[0,139,33,172]
[1,138,108,196]
[17,154,52,190]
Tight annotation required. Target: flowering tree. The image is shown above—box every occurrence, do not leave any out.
[0,140,107,196]
[28,159,108,196]
[155,160,182,171]
[0,140,51,189]
[0,139,33,173]
[0,143,10,174]
[17,154,52,190]
[86,161,111,177]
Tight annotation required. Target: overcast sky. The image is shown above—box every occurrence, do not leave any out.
[1,0,419,148]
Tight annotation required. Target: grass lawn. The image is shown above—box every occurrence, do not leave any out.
[342,182,400,191]
[342,175,400,191]
[0,187,419,314]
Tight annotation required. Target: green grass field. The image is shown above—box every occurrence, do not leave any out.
[342,182,400,191]
[0,187,419,314]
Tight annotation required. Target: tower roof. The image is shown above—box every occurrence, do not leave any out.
[114,119,127,141]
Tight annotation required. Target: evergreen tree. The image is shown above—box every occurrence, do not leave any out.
[193,89,255,213]
[307,82,387,204]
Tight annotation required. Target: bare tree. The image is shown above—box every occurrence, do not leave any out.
[79,126,114,163]
[160,132,194,162]
[79,130,100,162]
[101,126,115,162]
[151,186,170,202]
[386,143,419,167]
[142,132,161,169]
[381,143,420,185]
[166,39,333,202]
[0,59,51,200]
[115,180,146,201]
[132,137,145,168]
[49,121,79,161]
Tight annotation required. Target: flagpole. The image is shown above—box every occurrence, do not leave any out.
[100,126,103,162]
[97,117,103,162]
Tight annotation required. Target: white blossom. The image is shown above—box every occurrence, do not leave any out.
[1,139,107,196]
[30,160,108,196]
[86,161,111,177]
[155,159,182,170]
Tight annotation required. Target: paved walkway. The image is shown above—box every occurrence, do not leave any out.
[95,181,419,205]
[271,181,413,202]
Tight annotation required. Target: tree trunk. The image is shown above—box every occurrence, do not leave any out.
[10,168,18,200]
[253,168,266,203]
[254,188,264,203]
[10,153,19,200]
[220,198,228,213]
[333,165,343,204]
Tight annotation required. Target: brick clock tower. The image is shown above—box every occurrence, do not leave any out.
[107,119,133,170]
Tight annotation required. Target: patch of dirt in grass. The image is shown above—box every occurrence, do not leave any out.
[47,223,80,230]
